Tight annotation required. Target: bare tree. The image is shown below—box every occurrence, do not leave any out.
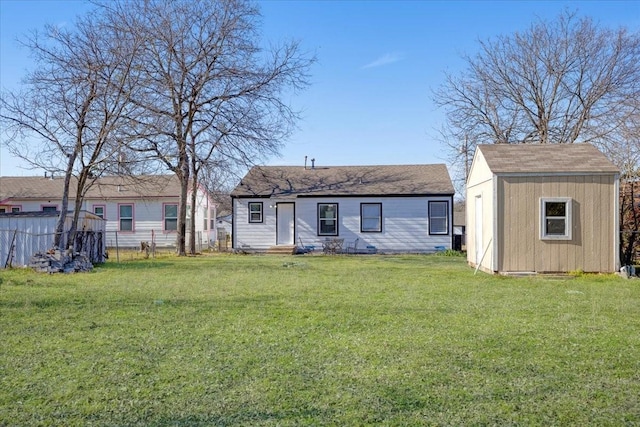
[434,10,640,156]
[96,0,313,255]
[0,10,141,250]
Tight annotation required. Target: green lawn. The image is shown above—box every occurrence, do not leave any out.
[1,254,639,426]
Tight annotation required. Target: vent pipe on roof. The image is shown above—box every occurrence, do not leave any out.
[311,158,315,169]
[304,155,308,170]
[44,171,47,179]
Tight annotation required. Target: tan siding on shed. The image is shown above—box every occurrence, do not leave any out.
[498,174,616,273]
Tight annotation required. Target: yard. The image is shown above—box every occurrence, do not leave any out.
[1,254,639,426]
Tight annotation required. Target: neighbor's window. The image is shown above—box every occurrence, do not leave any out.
[93,205,105,219]
[11,206,21,213]
[119,204,134,232]
[248,202,263,223]
[540,198,572,240]
[42,205,57,213]
[164,203,178,231]
[318,203,338,236]
[429,201,449,235]
[361,203,382,232]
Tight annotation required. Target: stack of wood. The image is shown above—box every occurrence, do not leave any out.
[29,249,93,273]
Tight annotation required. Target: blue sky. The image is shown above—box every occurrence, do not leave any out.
[1,0,638,177]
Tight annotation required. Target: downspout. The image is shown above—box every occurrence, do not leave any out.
[231,196,236,250]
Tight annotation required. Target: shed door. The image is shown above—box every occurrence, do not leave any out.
[475,195,483,265]
[276,203,295,245]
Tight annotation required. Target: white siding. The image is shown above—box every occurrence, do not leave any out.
[234,196,453,253]
[466,152,496,273]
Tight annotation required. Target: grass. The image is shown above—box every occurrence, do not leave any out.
[1,254,639,426]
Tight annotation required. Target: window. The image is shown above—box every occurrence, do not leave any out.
[318,203,338,236]
[0,208,5,213]
[164,203,178,231]
[248,202,263,223]
[119,204,134,232]
[429,201,449,235]
[42,205,57,213]
[93,205,105,219]
[11,206,21,213]
[361,203,382,232]
[540,198,572,240]
[203,207,208,231]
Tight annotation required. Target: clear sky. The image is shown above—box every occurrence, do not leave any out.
[1,0,638,177]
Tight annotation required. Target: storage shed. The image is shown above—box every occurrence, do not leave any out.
[0,211,107,268]
[466,143,620,274]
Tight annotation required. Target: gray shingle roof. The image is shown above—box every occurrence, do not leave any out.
[477,143,619,174]
[0,175,181,203]
[231,164,454,198]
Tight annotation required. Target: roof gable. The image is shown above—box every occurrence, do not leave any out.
[231,164,454,198]
[477,143,619,174]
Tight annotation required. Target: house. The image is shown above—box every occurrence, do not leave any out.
[230,163,455,253]
[453,203,466,251]
[466,143,620,274]
[0,210,106,268]
[0,174,215,249]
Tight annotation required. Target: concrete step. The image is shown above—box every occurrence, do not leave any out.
[266,245,297,255]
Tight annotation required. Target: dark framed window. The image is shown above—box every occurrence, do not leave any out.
[93,205,105,219]
[11,206,21,213]
[318,203,338,236]
[361,203,382,232]
[119,204,134,232]
[429,201,449,235]
[248,202,263,223]
[42,205,58,213]
[540,198,572,240]
[164,203,178,231]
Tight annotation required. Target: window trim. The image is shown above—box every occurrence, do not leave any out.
[118,203,134,232]
[360,203,382,233]
[92,204,106,219]
[248,202,263,223]
[163,202,178,232]
[318,203,339,236]
[428,201,449,235]
[540,197,572,240]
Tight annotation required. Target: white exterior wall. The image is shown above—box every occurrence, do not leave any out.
[6,188,215,249]
[234,196,453,253]
[466,150,496,273]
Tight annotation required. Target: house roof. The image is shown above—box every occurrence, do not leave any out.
[477,143,619,174]
[231,164,454,198]
[0,175,181,203]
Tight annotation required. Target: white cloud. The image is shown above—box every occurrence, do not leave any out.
[362,52,404,69]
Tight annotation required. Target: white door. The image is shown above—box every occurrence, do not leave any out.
[277,203,295,245]
[475,195,483,265]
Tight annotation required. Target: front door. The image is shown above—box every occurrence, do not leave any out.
[276,203,295,245]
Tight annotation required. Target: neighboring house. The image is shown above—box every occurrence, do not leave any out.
[466,143,620,274]
[230,164,455,253]
[453,204,466,251]
[0,174,215,248]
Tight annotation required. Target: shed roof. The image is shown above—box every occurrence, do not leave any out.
[0,175,181,203]
[231,164,454,198]
[477,143,619,174]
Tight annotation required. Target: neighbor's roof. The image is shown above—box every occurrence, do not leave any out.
[0,175,181,203]
[231,164,454,198]
[477,143,619,174]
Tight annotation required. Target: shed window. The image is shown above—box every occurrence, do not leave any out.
[93,205,105,219]
[248,202,263,223]
[318,203,338,236]
[361,203,382,232]
[164,203,178,231]
[119,204,134,232]
[429,201,449,235]
[540,198,572,240]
